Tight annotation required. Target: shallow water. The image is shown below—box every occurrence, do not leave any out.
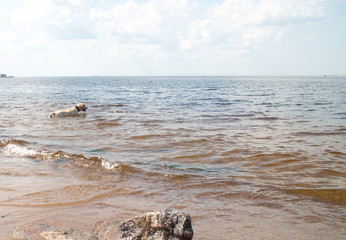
[0,76,345,239]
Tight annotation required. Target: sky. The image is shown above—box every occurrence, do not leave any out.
[0,0,345,76]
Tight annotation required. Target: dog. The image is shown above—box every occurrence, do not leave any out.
[48,103,88,118]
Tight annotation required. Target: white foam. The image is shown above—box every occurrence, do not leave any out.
[2,143,42,157]
[101,159,119,170]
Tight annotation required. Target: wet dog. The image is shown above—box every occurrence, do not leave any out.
[48,103,88,118]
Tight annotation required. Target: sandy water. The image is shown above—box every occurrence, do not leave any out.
[0,76,345,239]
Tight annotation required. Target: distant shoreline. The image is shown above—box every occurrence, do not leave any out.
[2,75,345,78]
[0,74,13,78]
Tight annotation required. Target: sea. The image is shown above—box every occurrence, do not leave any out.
[0,76,345,239]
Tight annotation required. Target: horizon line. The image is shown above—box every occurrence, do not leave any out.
[4,74,345,78]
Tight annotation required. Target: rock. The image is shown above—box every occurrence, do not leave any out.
[11,224,98,240]
[94,218,120,240]
[118,208,193,240]
[11,209,193,240]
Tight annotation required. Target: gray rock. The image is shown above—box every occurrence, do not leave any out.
[118,208,193,240]
[11,224,98,240]
[94,218,120,240]
[10,209,193,240]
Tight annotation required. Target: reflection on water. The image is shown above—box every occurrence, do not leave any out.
[0,76,345,239]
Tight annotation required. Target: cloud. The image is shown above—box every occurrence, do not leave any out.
[8,0,95,41]
[90,0,193,58]
[179,0,327,56]
[47,23,96,40]
[54,0,85,7]
[1,0,329,57]
[90,1,162,40]
[0,0,335,75]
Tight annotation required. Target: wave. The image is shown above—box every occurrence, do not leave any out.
[0,138,29,147]
[0,184,127,207]
[285,188,346,205]
[295,130,346,136]
[313,102,333,105]
[126,134,173,140]
[96,121,121,128]
[253,117,280,121]
[0,138,120,171]
[2,143,49,158]
[101,159,119,170]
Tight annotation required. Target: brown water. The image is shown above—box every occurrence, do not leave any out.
[0,76,345,239]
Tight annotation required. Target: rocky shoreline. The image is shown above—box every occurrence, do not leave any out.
[10,209,193,240]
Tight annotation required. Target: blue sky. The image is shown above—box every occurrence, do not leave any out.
[0,0,345,76]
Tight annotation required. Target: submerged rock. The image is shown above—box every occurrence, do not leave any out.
[11,224,98,240]
[11,209,193,240]
[118,208,193,240]
[94,218,120,240]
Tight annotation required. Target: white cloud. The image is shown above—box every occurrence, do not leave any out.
[91,0,191,39]
[179,0,327,56]
[0,0,338,75]
[8,0,94,41]
[89,0,195,59]
[90,1,162,39]
[60,0,84,7]
[1,0,329,58]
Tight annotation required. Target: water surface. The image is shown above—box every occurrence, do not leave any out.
[0,76,345,239]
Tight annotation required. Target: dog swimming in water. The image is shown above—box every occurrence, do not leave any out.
[48,103,88,118]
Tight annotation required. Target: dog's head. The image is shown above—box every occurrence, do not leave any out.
[76,102,88,112]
